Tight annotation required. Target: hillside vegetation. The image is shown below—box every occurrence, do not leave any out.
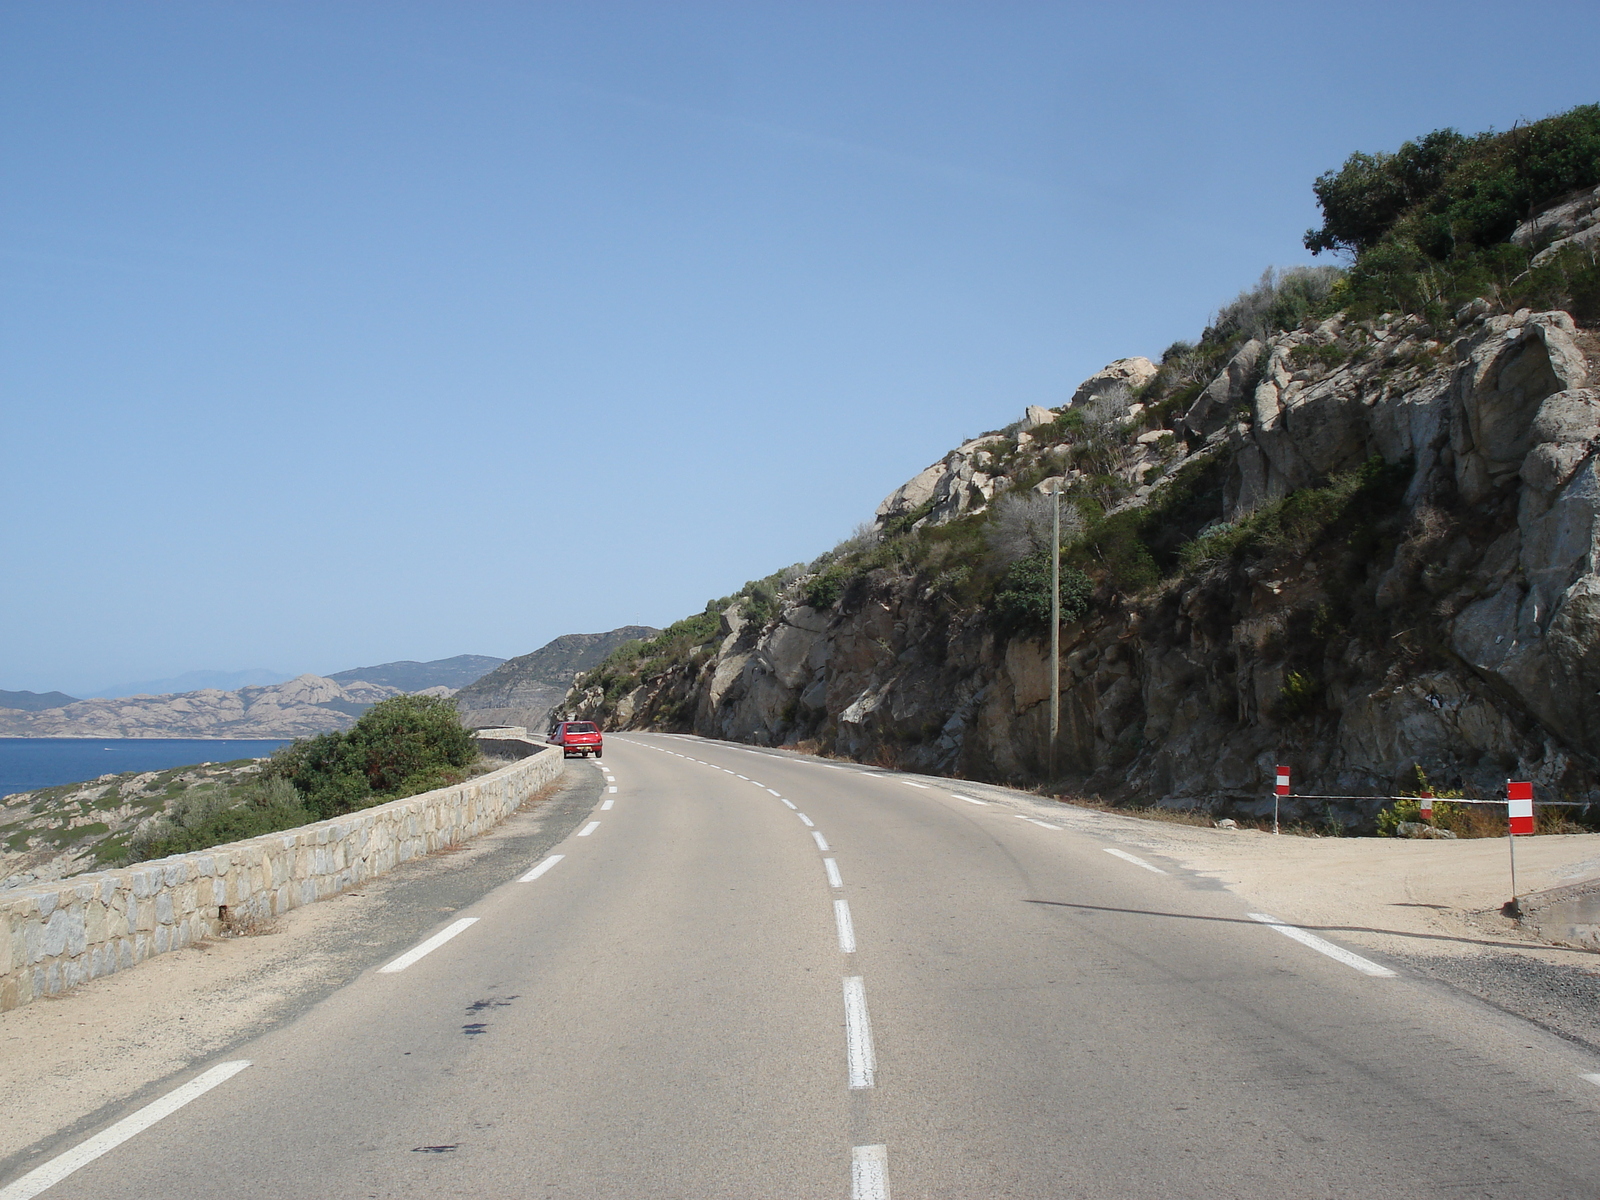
[2,696,500,885]
[566,104,1600,831]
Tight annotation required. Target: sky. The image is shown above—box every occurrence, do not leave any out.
[3,1,1598,695]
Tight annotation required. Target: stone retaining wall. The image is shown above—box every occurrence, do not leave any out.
[0,739,562,1012]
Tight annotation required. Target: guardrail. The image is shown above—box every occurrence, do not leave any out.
[0,737,562,1013]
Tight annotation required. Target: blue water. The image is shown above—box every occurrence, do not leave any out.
[0,738,291,799]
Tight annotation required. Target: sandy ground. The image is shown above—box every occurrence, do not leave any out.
[1050,804,1600,967]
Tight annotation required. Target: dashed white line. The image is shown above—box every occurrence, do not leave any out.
[578,821,601,837]
[797,812,815,827]
[843,976,877,1089]
[1247,913,1396,977]
[824,858,843,888]
[379,917,478,973]
[850,1144,890,1200]
[736,775,748,780]
[949,793,988,805]
[834,899,857,953]
[780,798,798,810]
[1015,815,1062,829]
[766,788,782,796]
[1583,1073,1600,1089]
[0,1060,254,1200]
[812,831,831,852]
[518,854,564,882]
[601,799,614,810]
[899,780,930,790]
[607,786,618,793]
[1104,847,1166,874]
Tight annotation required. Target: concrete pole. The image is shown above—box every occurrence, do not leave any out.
[1050,482,1061,779]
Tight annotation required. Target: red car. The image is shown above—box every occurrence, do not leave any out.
[549,720,604,759]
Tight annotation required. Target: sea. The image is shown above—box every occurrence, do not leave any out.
[0,738,291,800]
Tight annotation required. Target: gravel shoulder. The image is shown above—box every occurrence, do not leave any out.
[0,762,602,1179]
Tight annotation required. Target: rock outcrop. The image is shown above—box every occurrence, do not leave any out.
[452,627,660,732]
[568,299,1600,829]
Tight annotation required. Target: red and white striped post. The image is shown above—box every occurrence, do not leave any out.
[1505,780,1535,913]
[1273,765,1290,835]
[1419,791,1433,822]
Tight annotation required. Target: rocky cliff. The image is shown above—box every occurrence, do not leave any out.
[0,674,402,738]
[563,170,1600,828]
[453,627,660,732]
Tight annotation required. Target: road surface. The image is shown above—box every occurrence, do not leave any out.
[5,732,1600,1198]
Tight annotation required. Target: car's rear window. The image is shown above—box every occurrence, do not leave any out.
[566,722,598,733]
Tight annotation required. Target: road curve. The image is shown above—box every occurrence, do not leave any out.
[7,733,1600,1199]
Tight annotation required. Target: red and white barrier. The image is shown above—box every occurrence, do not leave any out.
[1275,766,1290,797]
[1419,791,1433,820]
[1507,781,1535,835]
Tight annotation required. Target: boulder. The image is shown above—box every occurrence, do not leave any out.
[1020,405,1056,432]
[1069,357,1158,408]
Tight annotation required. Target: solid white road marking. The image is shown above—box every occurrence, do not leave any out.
[834,899,857,952]
[824,859,844,888]
[1247,913,1396,977]
[1104,847,1166,874]
[812,831,831,852]
[851,1144,890,1200]
[899,780,930,789]
[518,854,564,882]
[843,976,877,1089]
[0,1060,253,1200]
[601,799,614,810]
[380,917,479,973]
[950,793,988,805]
[578,821,600,836]
[780,798,798,810]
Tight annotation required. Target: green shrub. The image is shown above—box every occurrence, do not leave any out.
[991,550,1092,634]
[266,694,476,820]
[804,564,851,610]
[130,777,312,861]
[1277,670,1322,717]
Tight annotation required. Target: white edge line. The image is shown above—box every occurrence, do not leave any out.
[900,780,930,789]
[1027,818,1062,829]
[1104,847,1167,874]
[607,786,618,793]
[824,858,843,888]
[851,1144,890,1200]
[1582,1073,1600,1088]
[950,793,988,805]
[601,799,614,810]
[518,853,564,882]
[578,820,600,837]
[843,976,876,1088]
[812,831,831,852]
[0,1061,253,1200]
[379,917,478,972]
[1247,913,1396,978]
[834,898,857,953]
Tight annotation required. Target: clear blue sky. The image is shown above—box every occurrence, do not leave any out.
[4,2,1597,695]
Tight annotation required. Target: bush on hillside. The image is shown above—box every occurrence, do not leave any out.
[1304,104,1600,325]
[129,776,312,861]
[991,550,1092,634]
[266,694,476,819]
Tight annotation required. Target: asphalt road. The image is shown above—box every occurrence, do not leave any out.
[7,733,1600,1199]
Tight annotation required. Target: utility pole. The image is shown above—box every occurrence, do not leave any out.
[1049,480,1061,779]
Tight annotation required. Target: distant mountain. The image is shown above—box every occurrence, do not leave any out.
[0,690,79,713]
[0,675,401,739]
[454,627,659,731]
[87,669,293,699]
[327,655,505,692]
